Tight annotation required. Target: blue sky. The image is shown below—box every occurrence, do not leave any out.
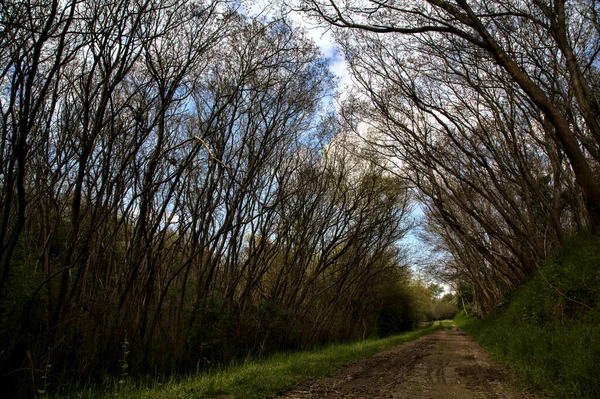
[242,1,351,88]
[242,1,451,292]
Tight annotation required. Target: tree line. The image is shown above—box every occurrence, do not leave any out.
[0,0,425,395]
[296,0,600,314]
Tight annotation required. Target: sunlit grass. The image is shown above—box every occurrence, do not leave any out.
[65,322,447,399]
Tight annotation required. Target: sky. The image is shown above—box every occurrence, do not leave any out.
[241,1,450,292]
[242,1,351,88]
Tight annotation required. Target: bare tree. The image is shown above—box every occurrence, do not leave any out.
[297,0,600,230]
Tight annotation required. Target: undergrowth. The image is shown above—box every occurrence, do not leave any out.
[455,234,600,398]
[62,321,448,399]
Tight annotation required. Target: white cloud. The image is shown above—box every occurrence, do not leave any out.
[329,54,351,88]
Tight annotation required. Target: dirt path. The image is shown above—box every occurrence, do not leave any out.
[280,327,542,399]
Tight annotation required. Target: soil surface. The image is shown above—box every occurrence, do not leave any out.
[280,327,542,399]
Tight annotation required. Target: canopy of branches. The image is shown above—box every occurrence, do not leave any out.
[295,0,600,313]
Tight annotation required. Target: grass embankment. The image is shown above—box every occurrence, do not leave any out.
[455,234,600,398]
[73,321,449,399]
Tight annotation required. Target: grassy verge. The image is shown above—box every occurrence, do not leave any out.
[70,321,447,399]
[455,234,600,398]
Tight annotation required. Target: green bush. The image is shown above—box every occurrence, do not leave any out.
[426,301,458,321]
[376,286,421,336]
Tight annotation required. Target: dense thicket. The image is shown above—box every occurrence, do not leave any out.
[299,0,600,314]
[0,1,417,395]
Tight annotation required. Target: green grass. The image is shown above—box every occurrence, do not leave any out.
[455,234,600,398]
[66,321,448,399]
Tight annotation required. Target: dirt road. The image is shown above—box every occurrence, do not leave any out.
[280,327,541,399]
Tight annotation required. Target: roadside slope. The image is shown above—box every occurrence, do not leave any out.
[455,234,600,398]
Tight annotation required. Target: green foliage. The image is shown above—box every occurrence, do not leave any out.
[455,234,600,398]
[117,336,130,390]
[186,295,237,364]
[376,286,420,336]
[393,279,457,324]
[426,300,458,321]
[36,358,52,398]
[454,281,475,315]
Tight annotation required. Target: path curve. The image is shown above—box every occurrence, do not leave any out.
[280,327,542,399]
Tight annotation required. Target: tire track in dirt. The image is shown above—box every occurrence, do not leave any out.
[280,327,542,399]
